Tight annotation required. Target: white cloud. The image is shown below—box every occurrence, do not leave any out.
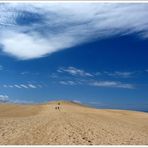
[14,84,22,88]
[58,78,134,89]
[0,3,148,59]
[1,30,74,60]
[0,95,9,102]
[20,84,28,88]
[28,84,37,88]
[2,83,41,89]
[10,99,35,104]
[73,100,81,104]
[58,67,93,77]
[59,80,76,86]
[0,94,33,104]
[95,71,135,78]
[59,81,67,85]
[104,71,134,78]
[55,67,136,89]
[90,81,134,89]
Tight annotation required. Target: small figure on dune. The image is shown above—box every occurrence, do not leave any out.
[55,106,60,111]
[54,102,61,111]
[58,102,61,110]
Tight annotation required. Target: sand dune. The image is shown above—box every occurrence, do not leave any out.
[0,101,148,145]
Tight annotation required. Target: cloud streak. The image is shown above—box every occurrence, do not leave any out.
[58,67,93,77]
[28,84,37,88]
[90,81,134,89]
[0,94,35,104]
[0,3,148,59]
[59,80,76,86]
[2,84,42,89]
[0,95,9,103]
[103,71,134,78]
[56,66,135,89]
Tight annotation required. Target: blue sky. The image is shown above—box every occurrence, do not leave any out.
[0,3,148,111]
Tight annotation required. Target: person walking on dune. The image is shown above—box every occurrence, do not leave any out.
[55,102,61,111]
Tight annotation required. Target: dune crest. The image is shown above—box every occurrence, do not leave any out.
[0,101,148,145]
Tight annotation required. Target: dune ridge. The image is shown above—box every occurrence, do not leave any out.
[0,101,148,145]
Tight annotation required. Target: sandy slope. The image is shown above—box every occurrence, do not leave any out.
[0,101,148,145]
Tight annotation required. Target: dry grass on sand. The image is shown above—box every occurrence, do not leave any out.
[0,101,148,145]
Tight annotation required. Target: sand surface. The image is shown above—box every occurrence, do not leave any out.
[0,101,148,145]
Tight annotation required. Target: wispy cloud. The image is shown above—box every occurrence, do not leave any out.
[59,80,76,86]
[104,71,134,78]
[0,94,34,104]
[2,83,42,89]
[57,67,93,77]
[9,99,35,104]
[0,95,9,103]
[28,84,37,88]
[55,66,136,89]
[90,81,134,89]
[94,71,138,78]
[73,100,81,104]
[0,3,148,59]
[20,84,28,88]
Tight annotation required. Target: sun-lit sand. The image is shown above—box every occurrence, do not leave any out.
[0,101,148,145]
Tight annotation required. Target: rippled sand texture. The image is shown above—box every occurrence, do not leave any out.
[0,101,148,145]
